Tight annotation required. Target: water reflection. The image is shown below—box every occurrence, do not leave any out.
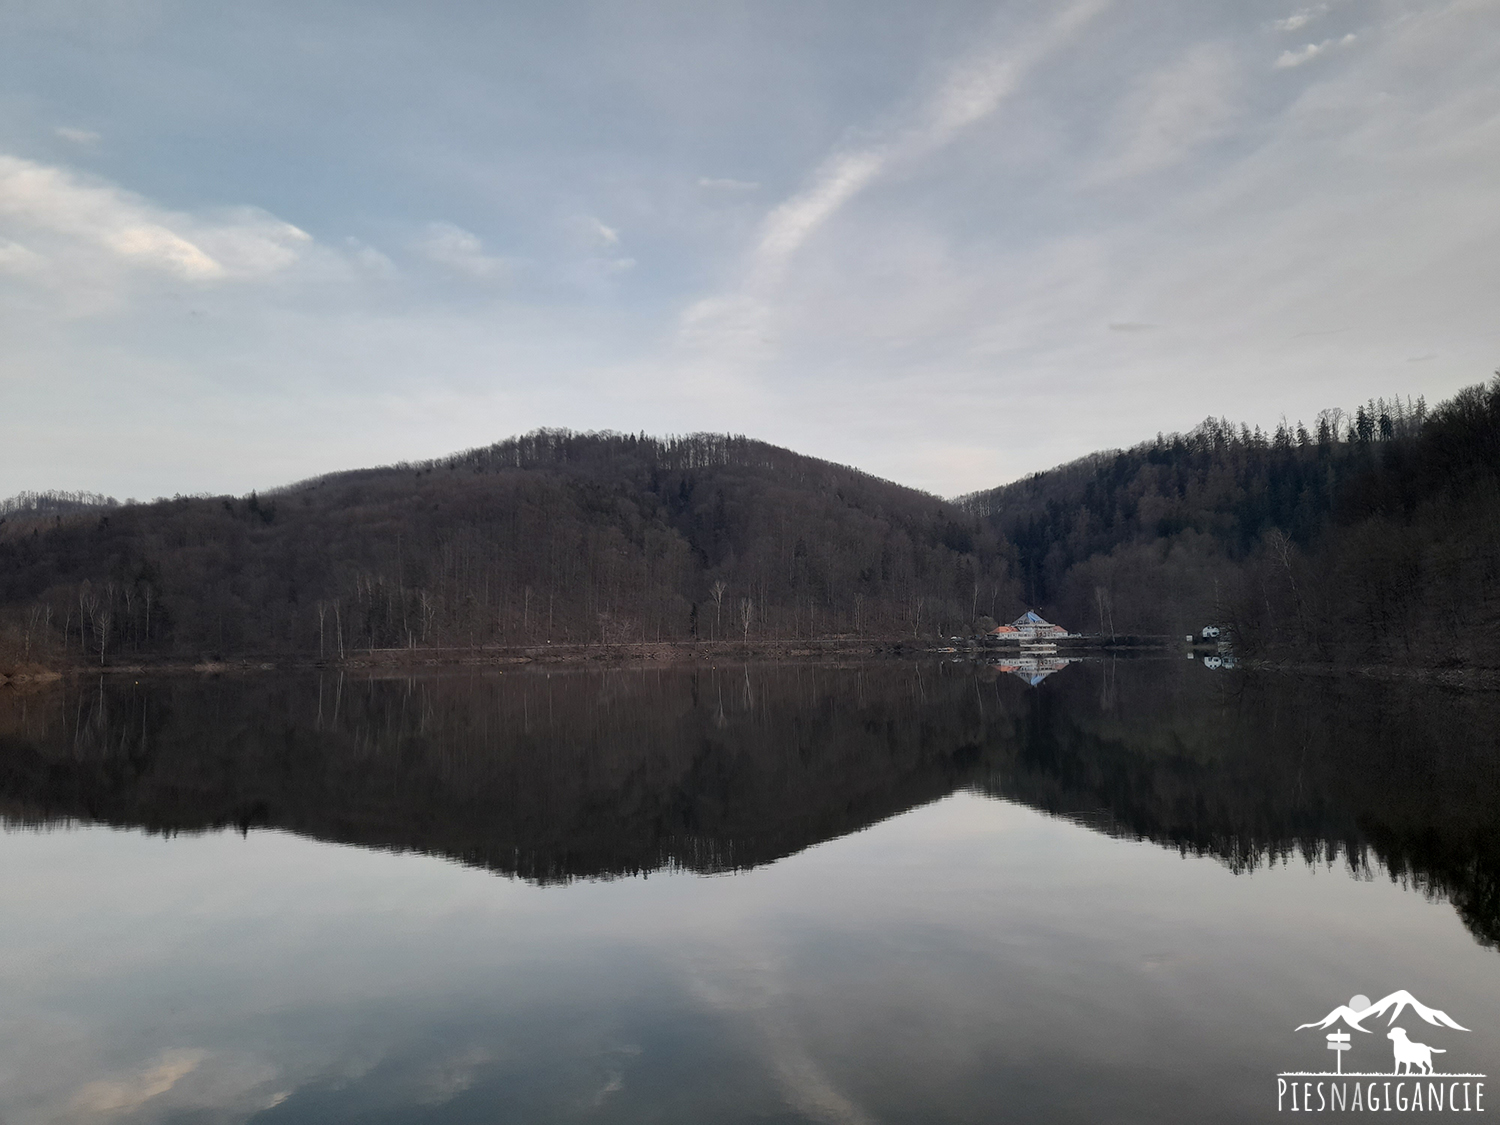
[986,653,1075,685]
[2,659,1499,943]
[4,660,1500,1123]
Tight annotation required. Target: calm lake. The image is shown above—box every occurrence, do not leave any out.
[2,658,1498,1123]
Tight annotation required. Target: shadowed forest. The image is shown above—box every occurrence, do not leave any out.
[2,374,1498,667]
[3,659,1498,946]
[960,377,1500,666]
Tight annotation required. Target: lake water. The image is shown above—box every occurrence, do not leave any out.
[2,658,1498,1123]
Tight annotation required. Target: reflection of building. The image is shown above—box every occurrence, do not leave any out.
[992,655,1074,686]
[989,611,1069,641]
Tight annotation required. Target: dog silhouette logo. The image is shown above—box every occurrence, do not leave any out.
[1277,990,1485,1113]
[1389,1027,1446,1075]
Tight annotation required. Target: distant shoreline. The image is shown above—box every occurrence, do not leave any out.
[6,640,1499,689]
[2,637,922,681]
[1,635,1179,681]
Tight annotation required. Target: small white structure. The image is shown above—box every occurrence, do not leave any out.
[992,611,1069,640]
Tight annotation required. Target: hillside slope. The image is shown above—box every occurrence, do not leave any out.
[959,377,1500,666]
[0,432,1017,661]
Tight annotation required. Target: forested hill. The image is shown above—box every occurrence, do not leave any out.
[2,374,1499,667]
[0,431,1013,661]
[957,376,1500,665]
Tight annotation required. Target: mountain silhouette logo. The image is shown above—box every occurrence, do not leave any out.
[1277,989,1485,1111]
[1296,990,1470,1035]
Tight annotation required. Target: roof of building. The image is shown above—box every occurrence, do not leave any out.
[1013,610,1051,626]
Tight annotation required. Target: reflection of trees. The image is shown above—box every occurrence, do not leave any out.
[1,661,1499,946]
[974,663,1500,947]
[0,665,990,882]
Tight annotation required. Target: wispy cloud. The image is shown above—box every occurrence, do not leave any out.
[755,0,1107,277]
[344,237,398,279]
[0,236,45,274]
[680,0,1110,358]
[1273,6,1328,33]
[55,126,101,144]
[415,221,507,279]
[560,215,634,285]
[3,0,1496,501]
[571,214,619,249]
[1275,33,1356,68]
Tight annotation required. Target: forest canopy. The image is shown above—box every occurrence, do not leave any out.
[2,375,1498,668]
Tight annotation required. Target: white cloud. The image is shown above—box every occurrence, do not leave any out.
[0,154,311,295]
[415,221,507,279]
[1275,33,1356,68]
[55,126,101,144]
[1273,6,1328,33]
[1093,43,1242,180]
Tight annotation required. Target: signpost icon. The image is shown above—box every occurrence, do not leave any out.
[1327,1030,1351,1073]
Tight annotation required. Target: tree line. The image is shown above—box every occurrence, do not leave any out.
[2,374,1498,667]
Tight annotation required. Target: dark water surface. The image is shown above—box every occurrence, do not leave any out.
[2,658,1499,1123]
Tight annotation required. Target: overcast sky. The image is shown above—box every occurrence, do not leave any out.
[2,0,1497,500]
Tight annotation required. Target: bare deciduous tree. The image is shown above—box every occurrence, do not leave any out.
[419,589,435,644]
[94,608,112,665]
[711,580,727,640]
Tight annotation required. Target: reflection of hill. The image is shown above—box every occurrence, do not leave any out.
[1,661,1498,946]
[974,662,1500,947]
[0,665,989,882]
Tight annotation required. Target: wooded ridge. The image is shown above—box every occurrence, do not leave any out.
[2,373,1498,668]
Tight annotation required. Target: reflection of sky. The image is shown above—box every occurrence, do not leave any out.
[2,795,1497,1123]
